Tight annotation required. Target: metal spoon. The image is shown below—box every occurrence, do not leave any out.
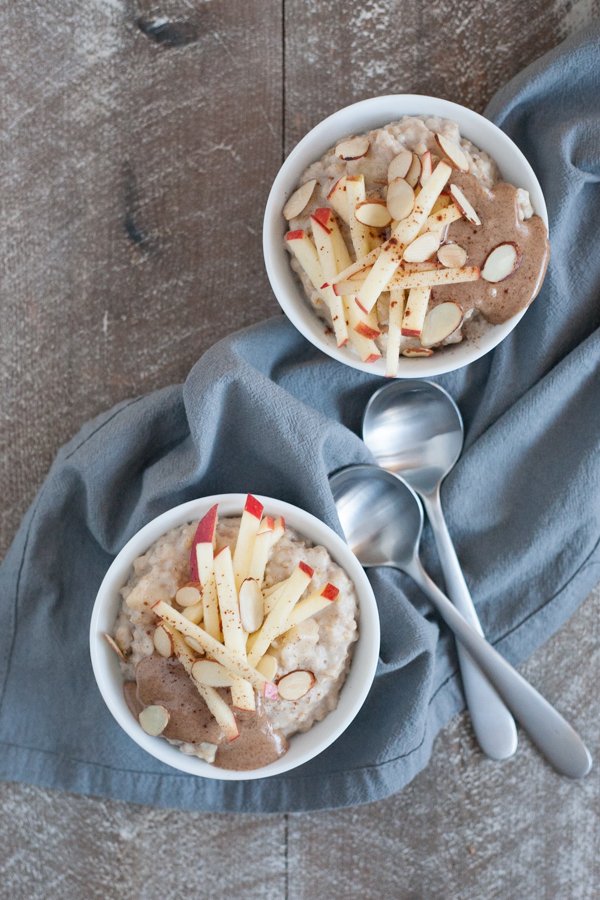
[363,379,518,760]
[330,464,592,779]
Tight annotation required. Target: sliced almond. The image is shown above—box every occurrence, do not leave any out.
[176,583,203,608]
[256,654,278,682]
[481,242,522,282]
[405,153,421,188]
[153,624,175,658]
[403,347,434,357]
[104,633,126,663]
[354,200,392,228]
[387,150,412,182]
[139,705,170,737]
[335,136,369,160]
[437,243,467,268]
[277,670,315,701]
[386,177,414,221]
[283,179,317,220]
[420,302,464,347]
[184,635,205,655]
[419,150,433,187]
[191,659,237,688]
[239,578,265,634]
[434,133,469,173]
[403,231,441,263]
[449,184,481,226]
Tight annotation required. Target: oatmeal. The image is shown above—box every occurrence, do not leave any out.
[283,115,550,374]
[108,496,359,771]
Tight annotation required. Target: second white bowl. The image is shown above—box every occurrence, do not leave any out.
[90,494,380,781]
[263,94,548,379]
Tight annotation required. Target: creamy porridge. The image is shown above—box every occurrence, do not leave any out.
[283,115,549,375]
[107,496,359,771]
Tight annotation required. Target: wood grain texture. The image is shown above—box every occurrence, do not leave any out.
[1,0,599,897]
[0,0,282,559]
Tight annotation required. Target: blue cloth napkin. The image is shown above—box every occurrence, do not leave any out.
[1,21,599,813]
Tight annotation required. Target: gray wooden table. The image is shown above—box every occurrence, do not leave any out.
[1,1,599,896]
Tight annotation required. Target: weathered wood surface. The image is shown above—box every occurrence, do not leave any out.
[1,0,599,897]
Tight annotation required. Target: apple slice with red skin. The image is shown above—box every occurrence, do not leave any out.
[420,302,464,347]
[232,494,264,590]
[189,505,218,582]
[277,671,315,701]
[434,133,469,173]
[327,176,349,224]
[481,242,522,282]
[247,561,314,667]
[214,544,256,712]
[401,287,431,337]
[271,516,286,545]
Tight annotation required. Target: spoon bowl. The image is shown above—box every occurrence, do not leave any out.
[330,465,423,569]
[363,380,463,495]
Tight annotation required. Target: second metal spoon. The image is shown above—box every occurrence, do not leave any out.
[363,379,518,760]
[330,464,592,779]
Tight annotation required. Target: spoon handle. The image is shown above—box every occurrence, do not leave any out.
[406,558,592,779]
[421,491,518,761]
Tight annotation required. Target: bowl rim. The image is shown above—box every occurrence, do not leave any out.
[89,493,380,781]
[263,93,549,379]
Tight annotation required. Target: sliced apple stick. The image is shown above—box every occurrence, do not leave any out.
[386,288,405,378]
[196,544,221,642]
[214,545,256,711]
[401,287,431,337]
[232,494,264,591]
[256,654,278,682]
[327,176,350,224]
[271,515,285,546]
[331,245,382,285]
[355,161,452,313]
[168,625,239,741]
[389,265,480,291]
[342,296,382,363]
[277,583,339,634]
[351,297,381,340]
[333,261,440,297]
[311,211,350,347]
[419,202,463,236]
[285,230,348,347]
[345,176,371,258]
[247,562,314,668]
[263,578,289,599]
[247,516,274,586]
[153,601,278,699]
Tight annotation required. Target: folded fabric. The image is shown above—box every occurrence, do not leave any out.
[0,20,599,813]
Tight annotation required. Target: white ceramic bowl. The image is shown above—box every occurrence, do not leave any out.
[263,94,549,378]
[90,494,380,780]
